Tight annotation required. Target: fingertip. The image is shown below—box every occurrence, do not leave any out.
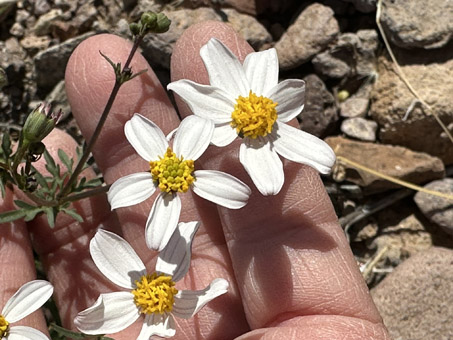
[171,21,253,85]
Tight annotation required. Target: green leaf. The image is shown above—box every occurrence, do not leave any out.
[2,131,11,158]
[61,207,83,222]
[23,207,43,221]
[31,165,48,189]
[42,206,56,228]
[14,199,36,209]
[58,148,73,173]
[49,324,86,339]
[0,209,27,223]
[43,148,58,177]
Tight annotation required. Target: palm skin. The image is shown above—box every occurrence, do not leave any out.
[0,21,390,340]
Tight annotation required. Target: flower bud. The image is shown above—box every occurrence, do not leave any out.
[154,13,171,33]
[129,22,141,36]
[141,12,157,28]
[22,103,62,144]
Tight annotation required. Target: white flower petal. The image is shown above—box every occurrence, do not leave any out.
[192,170,251,209]
[167,80,233,123]
[74,292,139,335]
[90,230,146,289]
[166,128,178,142]
[211,123,237,147]
[200,38,249,99]
[243,48,279,96]
[239,138,284,196]
[8,326,49,340]
[173,116,214,161]
[137,313,176,339]
[145,193,181,251]
[266,79,305,123]
[172,278,229,319]
[273,122,336,174]
[125,114,168,161]
[107,172,156,210]
[156,221,200,282]
[2,280,53,323]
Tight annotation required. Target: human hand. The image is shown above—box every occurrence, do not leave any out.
[0,21,391,340]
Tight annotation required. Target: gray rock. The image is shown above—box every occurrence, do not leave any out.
[9,23,25,38]
[141,7,271,69]
[341,117,377,141]
[312,50,350,78]
[372,247,453,340]
[0,38,26,83]
[44,80,71,121]
[298,74,338,138]
[20,35,51,55]
[326,136,445,192]
[312,30,379,79]
[275,3,339,70]
[414,178,453,236]
[340,97,369,118]
[381,0,453,49]
[370,53,453,164]
[33,9,63,36]
[33,0,51,16]
[34,32,95,91]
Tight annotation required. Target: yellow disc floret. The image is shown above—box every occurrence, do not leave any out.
[132,273,178,314]
[0,315,9,337]
[231,90,278,139]
[150,147,195,193]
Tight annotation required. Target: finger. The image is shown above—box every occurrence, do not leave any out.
[65,34,249,339]
[170,21,389,338]
[0,190,49,336]
[23,128,122,329]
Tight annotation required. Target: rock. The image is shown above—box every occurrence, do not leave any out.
[0,38,26,84]
[33,9,63,36]
[33,0,51,16]
[340,97,369,118]
[34,32,95,91]
[341,117,377,141]
[381,0,453,49]
[10,23,25,38]
[44,80,71,121]
[312,30,379,79]
[20,35,51,55]
[371,247,453,340]
[73,2,98,33]
[275,3,339,70]
[340,0,376,13]
[181,0,295,16]
[370,53,453,164]
[326,136,445,192]
[141,7,271,69]
[298,74,338,138]
[414,178,453,236]
[312,50,350,78]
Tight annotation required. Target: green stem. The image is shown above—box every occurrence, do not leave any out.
[59,35,144,199]
[60,184,111,204]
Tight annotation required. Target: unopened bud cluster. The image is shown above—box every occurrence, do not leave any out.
[129,11,171,36]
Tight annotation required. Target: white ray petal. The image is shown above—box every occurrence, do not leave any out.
[156,221,200,282]
[8,326,49,340]
[239,138,284,196]
[273,122,336,174]
[211,123,237,147]
[90,230,146,289]
[192,170,251,209]
[145,193,181,251]
[173,116,214,161]
[125,114,168,161]
[2,280,53,323]
[74,292,139,335]
[243,48,279,96]
[266,79,306,123]
[167,80,233,123]
[172,278,229,319]
[137,313,176,339]
[200,38,249,99]
[107,172,156,210]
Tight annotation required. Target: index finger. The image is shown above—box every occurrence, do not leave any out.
[170,21,389,339]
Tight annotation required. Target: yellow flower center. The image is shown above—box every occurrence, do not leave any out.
[132,273,178,314]
[0,315,9,337]
[231,90,278,139]
[149,147,195,193]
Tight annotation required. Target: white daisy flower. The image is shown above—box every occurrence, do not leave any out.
[74,225,229,339]
[107,114,251,251]
[0,280,54,340]
[167,38,336,196]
